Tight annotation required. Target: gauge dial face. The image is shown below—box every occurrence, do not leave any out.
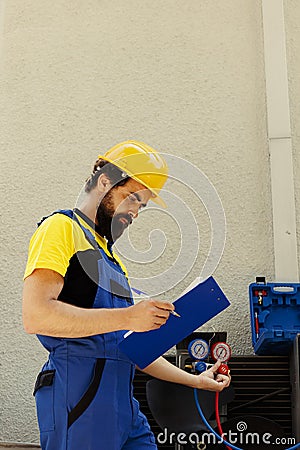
[188,339,210,360]
[211,342,231,362]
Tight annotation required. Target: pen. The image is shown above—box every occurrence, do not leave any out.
[132,287,181,318]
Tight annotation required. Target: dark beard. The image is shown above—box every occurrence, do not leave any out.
[96,191,132,243]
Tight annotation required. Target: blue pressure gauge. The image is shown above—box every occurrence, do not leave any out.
[188,339,210,360]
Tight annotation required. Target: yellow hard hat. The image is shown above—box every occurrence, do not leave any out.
[98,140,168,207]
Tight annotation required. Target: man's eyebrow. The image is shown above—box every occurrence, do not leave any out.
[130,192,147,208]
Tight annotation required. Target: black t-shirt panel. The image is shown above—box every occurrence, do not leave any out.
[59,249,101,308]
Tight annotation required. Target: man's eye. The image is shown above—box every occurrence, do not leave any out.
[129,194,137,202]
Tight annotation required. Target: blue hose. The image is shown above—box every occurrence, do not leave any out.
[193,388,300,450]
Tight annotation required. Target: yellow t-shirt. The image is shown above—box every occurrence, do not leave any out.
[24,210,128,280]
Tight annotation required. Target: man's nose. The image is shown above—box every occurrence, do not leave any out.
[129,210,138,220]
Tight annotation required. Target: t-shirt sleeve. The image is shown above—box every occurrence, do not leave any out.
[23,213,75,280]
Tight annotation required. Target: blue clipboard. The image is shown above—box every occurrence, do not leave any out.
[119,276,230,369]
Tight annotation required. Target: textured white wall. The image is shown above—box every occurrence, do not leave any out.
[0,0,298,444]
[285,0,300,270]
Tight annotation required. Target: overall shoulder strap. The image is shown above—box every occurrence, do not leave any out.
[37,209,74,227]
[37,209,99,251]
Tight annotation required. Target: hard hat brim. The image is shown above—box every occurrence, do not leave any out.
[151,194,167,208]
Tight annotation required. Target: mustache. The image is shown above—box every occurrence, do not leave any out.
[113,213,133,225]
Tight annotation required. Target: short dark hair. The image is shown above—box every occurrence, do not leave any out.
[84,159,130,193]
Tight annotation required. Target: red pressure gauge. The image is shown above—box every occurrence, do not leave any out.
[211,342,232,377]
[211,342,231,362]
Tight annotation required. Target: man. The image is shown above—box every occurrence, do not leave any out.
[23,140,230,450]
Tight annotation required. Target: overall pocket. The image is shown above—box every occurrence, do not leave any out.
[34,369,56,432]
[110,279,132,305]
[68,358,106,428]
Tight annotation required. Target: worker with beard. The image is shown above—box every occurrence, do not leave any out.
[22,141,231,450]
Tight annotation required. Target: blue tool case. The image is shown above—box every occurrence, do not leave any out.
[249,279,300,355]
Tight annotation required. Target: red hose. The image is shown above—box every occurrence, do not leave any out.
[215,391,231,450]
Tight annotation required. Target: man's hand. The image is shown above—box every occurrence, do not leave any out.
[194,360,231,392]
[126,299,175,332]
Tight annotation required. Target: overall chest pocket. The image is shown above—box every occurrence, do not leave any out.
[110,279,132,307]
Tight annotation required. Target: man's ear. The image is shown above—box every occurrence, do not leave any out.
[96,173,112,193]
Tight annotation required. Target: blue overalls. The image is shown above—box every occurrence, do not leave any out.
[33,210,157,450]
